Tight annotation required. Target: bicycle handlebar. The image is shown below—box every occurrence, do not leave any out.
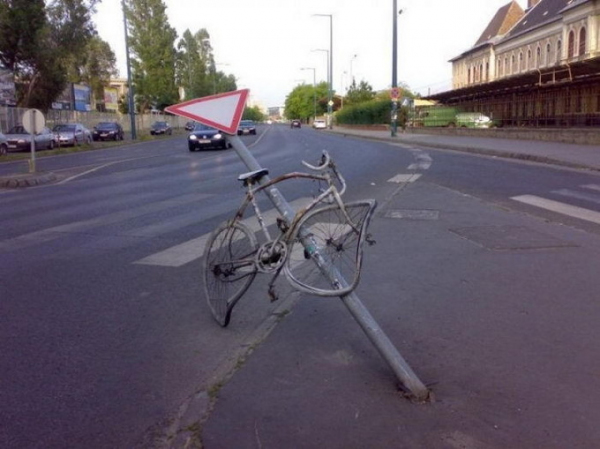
[301,151,346,196]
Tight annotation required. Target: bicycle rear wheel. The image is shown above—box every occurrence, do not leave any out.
[203,221,258,327]
[284,200,376,297]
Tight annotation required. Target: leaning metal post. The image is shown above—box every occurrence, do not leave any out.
[228,135,429,401]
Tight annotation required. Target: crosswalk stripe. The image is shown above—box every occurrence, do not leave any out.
[511,195,600,225]
[552,189,600,205]
[387,174,421,183]
[134,197,311,267]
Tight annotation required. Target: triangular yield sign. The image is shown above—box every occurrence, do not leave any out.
[165,89,249,135]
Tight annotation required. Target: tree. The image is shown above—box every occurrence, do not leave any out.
[242,105,265,122]
[124,0,178,111]
[78,36,118,109]
[345,79,375,105]
[0,0,99,109]
[284,81,329,121]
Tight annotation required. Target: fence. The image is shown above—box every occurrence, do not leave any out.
[0,107,190,135]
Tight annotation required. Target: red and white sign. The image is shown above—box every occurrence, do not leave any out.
[165,89,249,135]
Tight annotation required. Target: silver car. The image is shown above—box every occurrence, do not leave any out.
[0,131,7,156]
[52,123,92,146]
[5,125,56,151]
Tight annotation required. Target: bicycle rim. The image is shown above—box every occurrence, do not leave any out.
[284,200,376,297]
[203,221,258,326]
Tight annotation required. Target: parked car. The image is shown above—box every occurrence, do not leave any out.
[290,119,301,129]
[150,121,172,135]
[92,122,124,141]
[0,131,7,156]
[312,119,327,129]
[185,121,196,131]
[4,125,56,151]
[237,120,257,135]
[52,123,92,146]
[188,123,230,151]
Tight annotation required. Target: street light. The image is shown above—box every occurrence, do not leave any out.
[121,0,137,140]
[350,54,358,86]
[313,14,333,129]
[391,4,402,137]
[301,67,317,122]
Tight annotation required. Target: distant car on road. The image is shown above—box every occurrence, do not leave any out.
[188,123,230,151]
[150,121,172,135]
[290,120,301,128]
[52,123,92,146]
[0,131,7,156]
[237,120,257,135]
[312,119,327,129]
[92,122,124,141]
[5,125,56,151]
[185,121,195,131]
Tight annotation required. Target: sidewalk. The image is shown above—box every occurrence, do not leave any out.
[197,130,600,448]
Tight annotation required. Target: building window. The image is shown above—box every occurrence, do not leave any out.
[536,46,541,67]
[527,49,532,69]
[568,30,575,59]
[556,40,562,64]
[468,67,471,84]
[512,54,516,73]
[579,27,586,56]
[486,62,489,81]
[504,57,508,75]
[546,43,551,65]
[480,64,483,82]
[519,52,524,71]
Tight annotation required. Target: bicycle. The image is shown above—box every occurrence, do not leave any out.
[203,151,377,327]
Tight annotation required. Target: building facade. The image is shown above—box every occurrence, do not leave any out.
[429,0,600,127]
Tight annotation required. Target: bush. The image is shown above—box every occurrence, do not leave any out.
[335,99,392,125]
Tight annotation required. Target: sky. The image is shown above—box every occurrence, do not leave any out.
[94,0,524,108]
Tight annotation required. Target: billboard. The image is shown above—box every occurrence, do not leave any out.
[0,67,16,106]
[53,84,73,110]
[103,87,119,111]
[73,84,91,111]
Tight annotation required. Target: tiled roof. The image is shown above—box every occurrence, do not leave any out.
[475,1,524,46]
[503,0,573,40]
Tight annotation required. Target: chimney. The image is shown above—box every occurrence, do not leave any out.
[528,0,541,8]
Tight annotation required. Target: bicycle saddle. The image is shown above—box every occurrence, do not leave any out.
[238,168,269,184]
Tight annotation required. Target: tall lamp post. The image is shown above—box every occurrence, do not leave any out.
[391,3,402,137]
[313,14,333,129]
[300,67,317,123]
[121,0,137,140]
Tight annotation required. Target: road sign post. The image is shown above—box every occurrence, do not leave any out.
[22,109,45,173]
[166,91,429,401]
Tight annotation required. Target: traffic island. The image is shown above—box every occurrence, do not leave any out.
[0,171,57,188]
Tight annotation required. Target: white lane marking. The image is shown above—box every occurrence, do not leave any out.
[511,195,600,225]
[552,189,600,205]
[134,197,310,267]
[0,193,210,252]
[387,174,421,183]
[581,184,600,192]
[407,152,432,170]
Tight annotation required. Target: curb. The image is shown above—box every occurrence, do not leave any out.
[0,171,57,188]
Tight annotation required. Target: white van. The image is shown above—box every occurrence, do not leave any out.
[312,119,327,129]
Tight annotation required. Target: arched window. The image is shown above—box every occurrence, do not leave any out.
[579,27,586,56]
[511,54,516,73]
[527,49,532,69]
[486,62,489,81]
[504,57,508,75]
[480,64,483,82]
[536,46,541,66]
[467,67,471,84]
[556,40,562,63]
[568,30,575,58]
[546,43,551,65]
[519,52,524,71]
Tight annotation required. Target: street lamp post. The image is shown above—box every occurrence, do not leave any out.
[121,0,137,140]
[313,14,333,129]
[301,67,317,123]
[391,3,402,137]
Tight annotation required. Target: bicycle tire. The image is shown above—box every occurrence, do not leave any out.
[284,200,376,297]
[203,220,258,327]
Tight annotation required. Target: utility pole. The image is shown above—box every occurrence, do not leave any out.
[122,0,137,140]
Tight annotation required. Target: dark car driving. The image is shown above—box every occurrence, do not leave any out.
[290,119,301,128]
[150,121,172,135]
[92,122,124,141]
[237,120,257,135]
[188,123,230,151]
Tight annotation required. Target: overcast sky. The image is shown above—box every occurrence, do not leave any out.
[94,0,522,108]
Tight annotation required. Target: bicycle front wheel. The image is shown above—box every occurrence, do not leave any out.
[284,200,376,297]
[203,221,258,327]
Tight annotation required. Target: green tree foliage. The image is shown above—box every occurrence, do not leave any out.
[284,81,329,121]
[344,79,375,105]
[124,0,178,111]
[79,36,118,109]
[242,105,265,122]
[0,0,98,109]
[176,29,210,99]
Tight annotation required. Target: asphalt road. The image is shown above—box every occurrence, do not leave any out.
[2,125,600,447]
